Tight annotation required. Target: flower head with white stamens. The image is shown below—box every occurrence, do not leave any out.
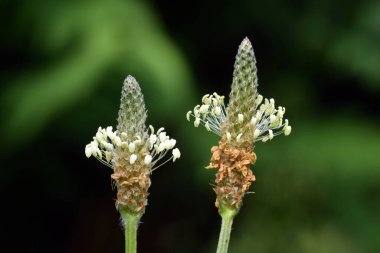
[186,37,292,211]
[85,75,180,216]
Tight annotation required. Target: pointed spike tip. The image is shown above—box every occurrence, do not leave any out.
[240,37,252,49]
[123,75,138,88]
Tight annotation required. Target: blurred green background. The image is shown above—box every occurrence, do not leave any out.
[1,0,380,252]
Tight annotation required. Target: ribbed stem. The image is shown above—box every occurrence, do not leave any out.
[120,210,140,253]
[216,206,238,253]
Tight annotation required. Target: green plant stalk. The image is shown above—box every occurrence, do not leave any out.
[120,210,140,253]
[216,205,238,253]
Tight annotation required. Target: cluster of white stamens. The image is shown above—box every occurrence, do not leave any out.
[187,93,291,143]
[252,95,291,142]
[186,93,227,135]
[85,125,180,170]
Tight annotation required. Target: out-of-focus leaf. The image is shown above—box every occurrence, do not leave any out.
[1,0,196,149]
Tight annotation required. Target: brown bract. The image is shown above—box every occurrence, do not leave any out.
[207,139,256,210]
[111,148,151,215]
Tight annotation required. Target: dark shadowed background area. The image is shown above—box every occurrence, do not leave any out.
[1,0,380,252]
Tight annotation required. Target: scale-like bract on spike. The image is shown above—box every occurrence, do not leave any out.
[117,75,147,142]
[223,38,258,145]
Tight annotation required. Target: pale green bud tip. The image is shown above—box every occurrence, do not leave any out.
[124,75,138,88]
[240,37,252,49]
[117,75,147,138]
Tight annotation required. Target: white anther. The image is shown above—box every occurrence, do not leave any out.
[202,94,211,105]
[214,106,221,116]
[170,139,176,148]
[158,142,166,152]
[236,133,243,142]
[277,108,284,118]
[172,148,181,162]
[104,142,114,151]
[226,132,231,142]
[250,117,257,126]
[205,121,211,131]
[144,155,153,165]
[85,145,92,158]
[102,130,107,140]
[199,104,210,114]
[265,105,275,116]
[218,95,225,105]
[186,111,192,121]
[164,139,173,150]
[121,142,128,148]
[128,142,136,153]
[91,147,98,157]
[106,127,114,139]
[96,132,104,141]
[149,134,157,146]
[255,111,262,121]
[159,132,168,142]
[91,140,98,149]
[114,136,122,147]
[133,139,141,146]
[284,125,292,136]
[129,154,137,164]
[194,117,200,127]
[254,129,261,139]
[259,104,266,113]
[194,109,200,118]
[212,98,218,106]
[269,114,277,123]
[238,114,244,123]
[268,130,274,140]
[96,149,102,159]
[256,95,263,105]
[105,151,112,162]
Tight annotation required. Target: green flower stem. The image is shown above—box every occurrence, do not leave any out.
[120,210,140,253]
[216,205,238,253]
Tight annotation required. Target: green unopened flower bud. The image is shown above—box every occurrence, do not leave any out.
[223,37,258,145]
[117,75,147,142]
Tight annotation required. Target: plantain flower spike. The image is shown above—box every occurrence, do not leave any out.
[186,37,291,212]
[85,75,180,216]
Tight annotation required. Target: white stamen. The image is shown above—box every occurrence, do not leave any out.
[237,133,243,142]
[128,142,136,153]
[238,114,244,123]
[144,155,153,165]
[186,111,192,121]
[254,129,260,139]
[268,130,274,140]
[85,145,92,158]
[194,117,200,127]
[129,154,137,164]
[172,148,181,161]
[284,125,292,136]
